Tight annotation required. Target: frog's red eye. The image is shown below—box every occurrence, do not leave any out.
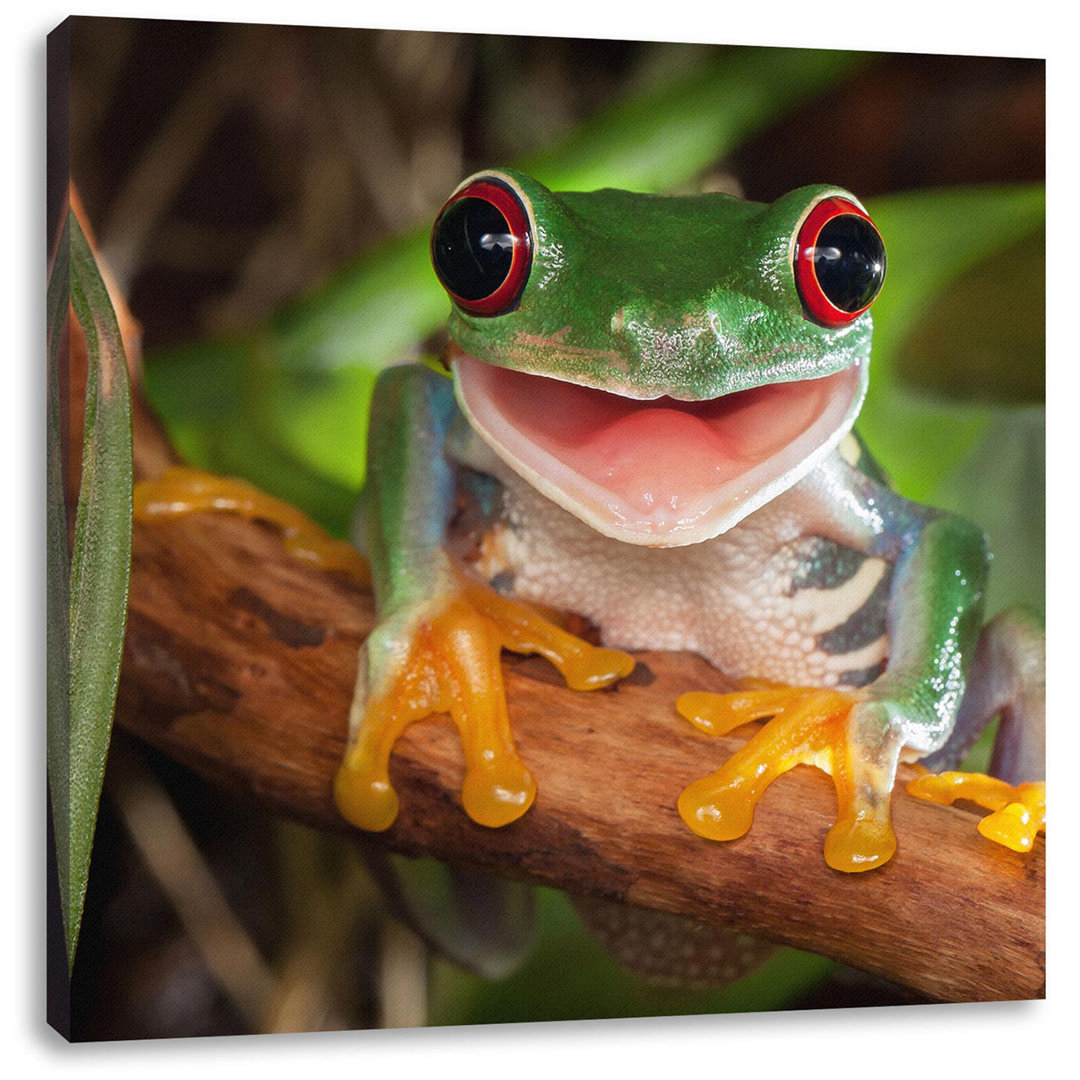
[794,197,886,327]
[431,177,533,317]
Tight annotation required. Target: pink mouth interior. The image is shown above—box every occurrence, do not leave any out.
[454,354,859,538]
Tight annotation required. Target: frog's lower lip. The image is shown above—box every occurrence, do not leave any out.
[452,353,867,546]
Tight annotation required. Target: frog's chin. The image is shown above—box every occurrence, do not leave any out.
[451,352,868,547]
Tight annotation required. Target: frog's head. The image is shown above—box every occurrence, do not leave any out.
[431,168,886,547]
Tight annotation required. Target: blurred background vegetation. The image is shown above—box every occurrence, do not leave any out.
[52,16,1044,1039]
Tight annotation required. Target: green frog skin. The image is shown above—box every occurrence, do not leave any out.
[137,169,1045,872]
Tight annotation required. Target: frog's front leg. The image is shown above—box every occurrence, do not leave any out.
[678,459,997,872]
[334,364,633,832]
[918,606,1045,784]
[906,606,1045,853]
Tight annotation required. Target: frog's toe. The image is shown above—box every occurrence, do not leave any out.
[978,800,1042,852]
[334,651,430,832]
[906,770,1045,854]
[677,770,756,842]
[676,686,899,872]
[676,687,811,736]
[559,646,636,692]
[823,808,897,873]
[461,757,537,828]
[334,757,400,832]
[461,580,635,691]
[440,617,538,828]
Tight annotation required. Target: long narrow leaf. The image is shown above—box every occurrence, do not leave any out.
[46,218,73,953]
[47,209,135,969]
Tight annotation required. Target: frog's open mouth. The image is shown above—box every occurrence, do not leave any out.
[452,352,867,546]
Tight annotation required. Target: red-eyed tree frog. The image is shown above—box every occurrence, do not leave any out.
[139,169,1045,874]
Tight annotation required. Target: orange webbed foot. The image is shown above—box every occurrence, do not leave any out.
[676,686,899,873]
[335,571,635,831]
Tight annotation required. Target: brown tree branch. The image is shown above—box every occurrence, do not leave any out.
[115,382,1045,1007]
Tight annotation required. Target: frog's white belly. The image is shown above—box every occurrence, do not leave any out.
[460,456,890,691]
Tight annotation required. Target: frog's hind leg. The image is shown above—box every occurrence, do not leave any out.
[570,893,775,988]
[907,607,1045,853]
[134,465,370,583]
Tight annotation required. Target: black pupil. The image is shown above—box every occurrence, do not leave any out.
[432,197,515,300]
[813,214,886,312]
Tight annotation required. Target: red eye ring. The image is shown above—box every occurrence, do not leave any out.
[430,177,533,317]
[794,197,886,327]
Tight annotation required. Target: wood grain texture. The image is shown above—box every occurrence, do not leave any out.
[117,391,1045,1005]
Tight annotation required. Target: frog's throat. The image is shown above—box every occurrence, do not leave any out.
[452,352,867,547]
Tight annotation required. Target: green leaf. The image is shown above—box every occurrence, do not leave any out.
[47,211,135,970]
[46,220,73,961]
[858,184,1044,503]
[867,184,1044,392]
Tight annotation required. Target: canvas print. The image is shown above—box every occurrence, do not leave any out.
[47,17,1046,1040]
